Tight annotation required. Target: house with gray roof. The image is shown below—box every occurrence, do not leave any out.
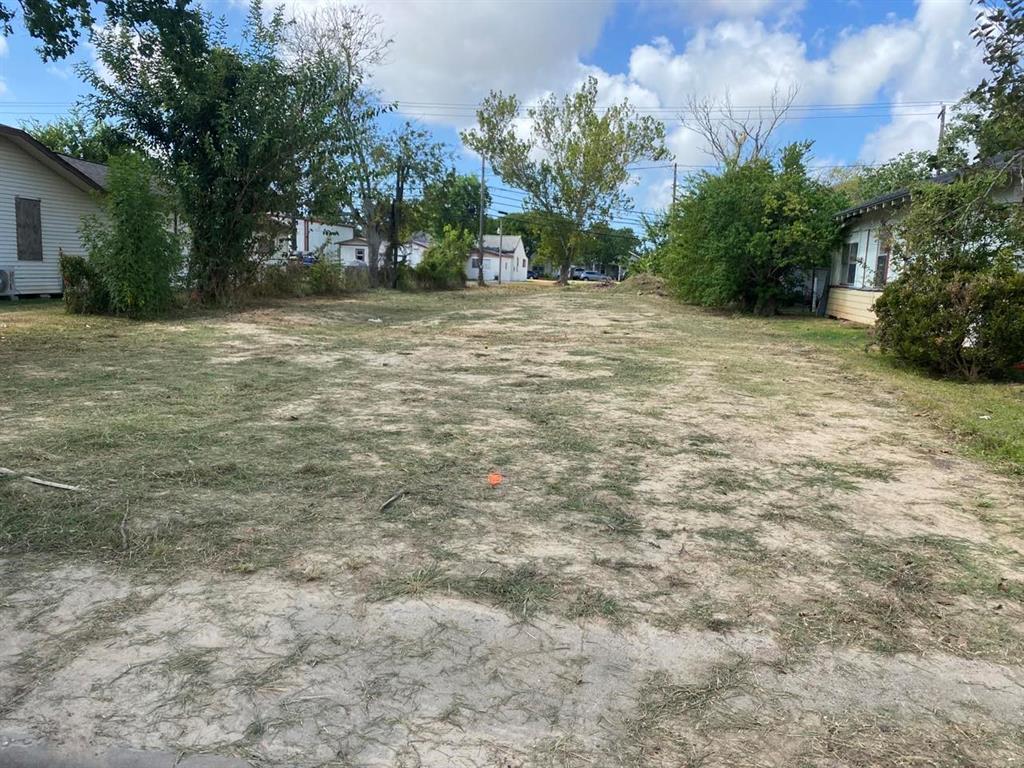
[0,123,108,297]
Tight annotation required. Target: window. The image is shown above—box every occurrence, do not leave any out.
[15,197,42,261]
[355,248,366,262]
[873,237,891,288]
[838,242,858,285]
[521,258,526,268]
[471,257,480,269]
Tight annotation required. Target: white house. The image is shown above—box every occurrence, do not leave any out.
[0,124,107,298]
[466,234,529,283]
[826,161,1023,324]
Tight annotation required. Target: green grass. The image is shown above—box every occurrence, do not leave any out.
[767,317,1024,475]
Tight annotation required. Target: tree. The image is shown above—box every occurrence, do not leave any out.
[414,173,490,240]
[78,154,182,316]
[0,0,202,61]
[958,0,1024,159]
[665,142,845,314]
[682,85,797,167]
[581,223,639,273]
[831,151,938,205]
[285,6,447,288]
[83,2,342,301]
[462,76,667,284]
[24,108,134,164]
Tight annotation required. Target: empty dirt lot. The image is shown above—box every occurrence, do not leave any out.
[2,285,1023,767]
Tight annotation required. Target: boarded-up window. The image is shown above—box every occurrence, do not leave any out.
[15,198,43,261]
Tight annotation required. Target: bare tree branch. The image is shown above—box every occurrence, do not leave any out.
[681,84,798,166]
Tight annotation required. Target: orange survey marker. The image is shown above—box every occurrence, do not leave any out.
[488,472,504,488]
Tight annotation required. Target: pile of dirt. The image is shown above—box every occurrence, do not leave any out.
[614,273,669,296]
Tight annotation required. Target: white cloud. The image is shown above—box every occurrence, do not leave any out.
[309,0,614,126]
[277,0,987,208]
[858,0,987,162]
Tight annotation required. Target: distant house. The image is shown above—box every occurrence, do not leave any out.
[467,234,529,283]
[0,123,108,297]
[826,157,1023,324]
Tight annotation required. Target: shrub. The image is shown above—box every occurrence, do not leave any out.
[248,262,307,298]
[308,258,344,295]
[78,154,181,317]
[415,226,473,290]
[874,171,1024,380]
[60,252,109,314]
[663,143,846,315]
[874,269,1024,380]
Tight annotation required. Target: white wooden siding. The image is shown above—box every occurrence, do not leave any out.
[0,136,103,294]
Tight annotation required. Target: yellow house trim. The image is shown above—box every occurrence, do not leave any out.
[826,286,879,325]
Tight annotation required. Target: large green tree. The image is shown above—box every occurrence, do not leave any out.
[414,173,490,240]
[0,0,200,60]
[83,3,341,300]
[462,76,667,284]
[952,0,1024,159]
[665,142,846,315]
[286,6,447,287]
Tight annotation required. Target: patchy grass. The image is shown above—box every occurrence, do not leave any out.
[2,288,1023,764]
[766,317,1024,475]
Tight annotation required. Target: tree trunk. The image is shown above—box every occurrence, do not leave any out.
[558,262,570,285]
[366,225,383,287]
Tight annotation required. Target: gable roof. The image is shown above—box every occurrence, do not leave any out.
[0,123,108,193]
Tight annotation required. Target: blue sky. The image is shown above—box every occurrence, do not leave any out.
[0,0,990,227]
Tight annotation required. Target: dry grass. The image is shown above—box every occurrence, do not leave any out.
[1,286,1023,766]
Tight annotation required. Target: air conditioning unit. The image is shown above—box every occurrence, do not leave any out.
[0,270,15,298]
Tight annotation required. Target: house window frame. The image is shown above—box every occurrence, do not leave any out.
[873,234,892,288]
[355,247,366,262]
[838,241,859,286]
[15,197,43,262]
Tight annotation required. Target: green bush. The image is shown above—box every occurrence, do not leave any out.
[249,262,307,298]
[874,269,1024,380]
[415,226,473,290]
[663,143,846,315]
[308,258,344,295]
[874,171,1024,380]
[60,253,109,314]
[78,154,181,316]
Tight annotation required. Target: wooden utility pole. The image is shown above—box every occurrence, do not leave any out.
[672,162,678,206]
[937,103,947,149]
[477,155,486,287]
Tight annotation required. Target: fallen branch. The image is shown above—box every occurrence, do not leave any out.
[378,489,405,513]
[0,467,84,492]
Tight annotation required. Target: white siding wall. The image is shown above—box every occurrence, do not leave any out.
[0,136,103,294]
[830,208,903,290]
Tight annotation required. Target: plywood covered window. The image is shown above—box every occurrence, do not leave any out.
[15,197,43,261]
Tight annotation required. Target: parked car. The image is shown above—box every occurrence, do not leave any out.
[527,269,543,279]
[569,267,585,280]
[577,270,609,282]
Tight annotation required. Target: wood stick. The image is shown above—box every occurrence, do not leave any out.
[0,467,85,492]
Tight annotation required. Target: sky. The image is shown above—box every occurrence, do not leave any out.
[0,0,992,230]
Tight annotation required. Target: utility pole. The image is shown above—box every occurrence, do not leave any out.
[937,103,947,150]
[672,162,678,206]
[496,224,503,284]
[477,155,486,287]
